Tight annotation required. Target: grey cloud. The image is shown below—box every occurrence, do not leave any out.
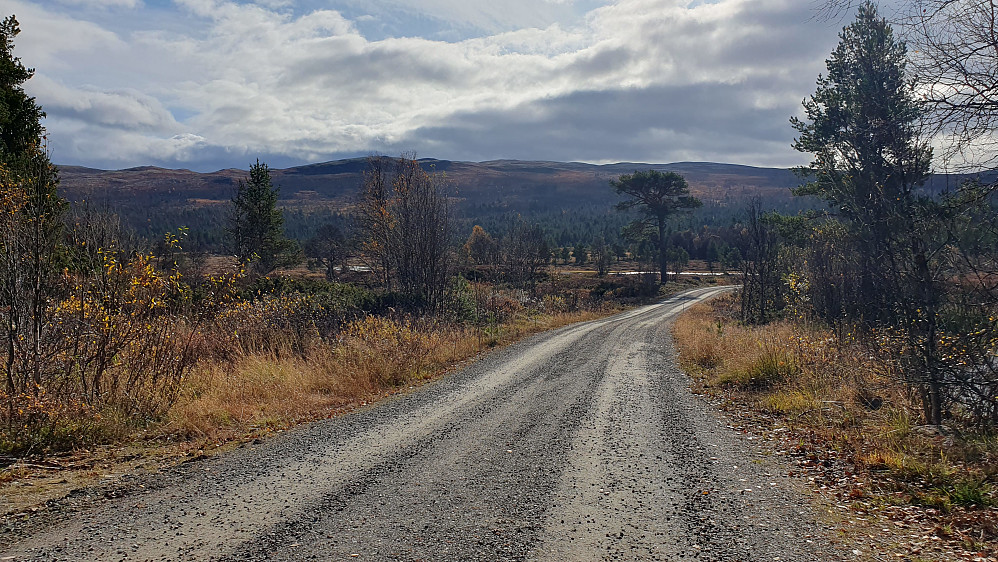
[27,0,846,171]
[399,81,806,167]
[282,39,468,94]
[565,45,637,80]
[45,126,306,172]
[41,86,179,131]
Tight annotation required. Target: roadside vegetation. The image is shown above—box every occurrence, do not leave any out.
[0,18,735,485]
[675,294,997,558]
[674,3,998,558]
[2,3,997,557]
[1,194,689,460]
[158,272,672,447]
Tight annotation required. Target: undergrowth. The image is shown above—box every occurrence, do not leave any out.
[4,270,706,457]
[673,292,998,547]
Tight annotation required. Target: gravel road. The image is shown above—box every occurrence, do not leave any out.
[1,286,842,561]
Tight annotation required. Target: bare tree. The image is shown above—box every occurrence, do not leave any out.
[503,223,549,289]
[357,154,453,308]
[357,156,393,288]
[392,156,452,307]
[906,0,998,170]
[464,225,499,269]
[739,200,781,325]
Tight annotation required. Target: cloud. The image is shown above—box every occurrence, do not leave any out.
[399,80,801,167]
[55,0,141,8]
[30,75,179,131]
[8,1,128,71]
[331,0,585,37]
[18,0,842,170]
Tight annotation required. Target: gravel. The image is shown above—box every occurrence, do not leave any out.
[0,286,844,561]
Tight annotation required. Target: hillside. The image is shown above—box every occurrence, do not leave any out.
[62,157,990,249]
[58,159,802,214]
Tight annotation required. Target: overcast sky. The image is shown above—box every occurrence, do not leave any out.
[5,0,856,171]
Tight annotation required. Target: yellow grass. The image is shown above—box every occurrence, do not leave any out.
[673,294,907,426]
[162,307,619,444]
[672,292,998,515]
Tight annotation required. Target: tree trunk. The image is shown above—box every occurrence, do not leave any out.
[657,218,667,285]
[758,260,767,324]
[929,381,942,426]
[5,320,14,432]
[914,244,942,426]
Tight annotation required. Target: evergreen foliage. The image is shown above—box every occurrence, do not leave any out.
[304,223,347,280]
[791,2,932,319]
[229,160,299,275]
[0,14,66,406]
[0,16,43,161]
[782,2,998,426]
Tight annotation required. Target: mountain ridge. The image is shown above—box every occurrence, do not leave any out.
[56,158,801,208]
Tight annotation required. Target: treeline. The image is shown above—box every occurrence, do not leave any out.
[96,188,808,263]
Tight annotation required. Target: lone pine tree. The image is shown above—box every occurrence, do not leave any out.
[611,170,701,284]
[229,160,298,275]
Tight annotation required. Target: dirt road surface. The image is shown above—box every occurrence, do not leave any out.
[1,286,842,561]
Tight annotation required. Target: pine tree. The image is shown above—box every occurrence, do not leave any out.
[791,1,932,321]
[229,160,298,275]
[0,15,65,401]
[611,170,701,284]
[791,2,947,424]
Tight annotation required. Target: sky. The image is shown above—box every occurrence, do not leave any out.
[4,0,856,172]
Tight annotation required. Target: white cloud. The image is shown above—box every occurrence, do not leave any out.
[30,75,179,131]
[17,0,843,170]
[55,0,140,8]
[333,0,583,35]
[7,0,128,70]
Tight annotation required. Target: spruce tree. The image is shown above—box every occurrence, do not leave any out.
[229,160,297,275]
[0,16,44,161]
[0,15,65,398]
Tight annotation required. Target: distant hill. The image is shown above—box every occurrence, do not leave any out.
[57,158,802,214]
[57,158,989,249]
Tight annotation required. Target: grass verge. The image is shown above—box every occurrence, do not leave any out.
[673,292,998,560]
[162,308,612,444]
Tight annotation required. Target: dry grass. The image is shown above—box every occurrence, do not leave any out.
[673,293,998,493]
[1,301,624,517]
[675,296,802,392]
[672,293,998,555]
[674,293,914,432]
[161,307,617,444]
